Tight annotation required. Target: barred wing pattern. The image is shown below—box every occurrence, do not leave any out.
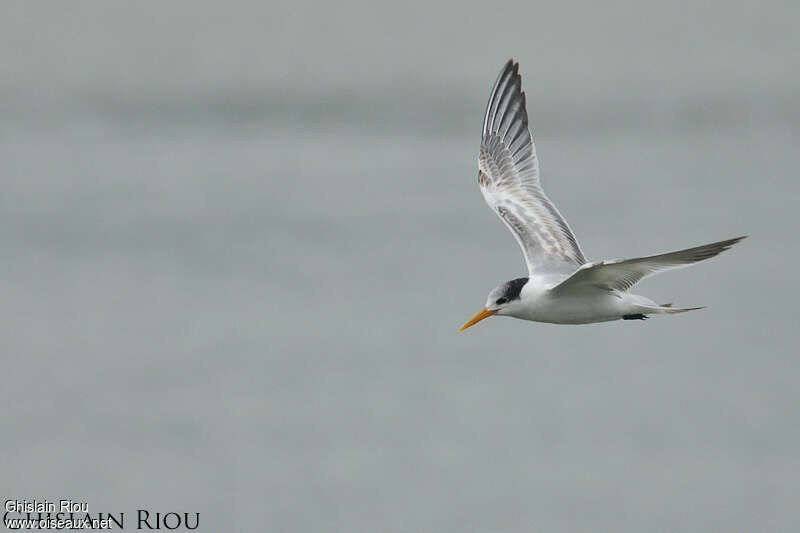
[479,59,586,276]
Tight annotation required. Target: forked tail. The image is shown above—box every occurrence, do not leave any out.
[644,304,706,315]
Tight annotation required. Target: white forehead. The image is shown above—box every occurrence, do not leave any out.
[488,285,506,299]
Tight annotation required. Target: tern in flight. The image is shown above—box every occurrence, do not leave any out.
[460,59,745,330]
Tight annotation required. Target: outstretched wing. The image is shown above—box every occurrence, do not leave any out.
[479,59,586,276]
[551,236,747,293]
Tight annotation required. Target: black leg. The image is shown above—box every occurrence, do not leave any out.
[622,314,648,320]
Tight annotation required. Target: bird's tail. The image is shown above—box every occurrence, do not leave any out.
[642,304,706,315]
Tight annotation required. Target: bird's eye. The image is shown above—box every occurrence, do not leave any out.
[496,297,508,305]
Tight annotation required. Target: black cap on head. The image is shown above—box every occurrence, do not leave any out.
[503,277,528,300]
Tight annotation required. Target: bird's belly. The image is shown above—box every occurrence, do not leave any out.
[517,291,625,324]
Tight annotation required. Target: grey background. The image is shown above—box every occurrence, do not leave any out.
[2,1,798,531]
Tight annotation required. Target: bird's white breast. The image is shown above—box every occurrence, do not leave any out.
[508,282,629,324]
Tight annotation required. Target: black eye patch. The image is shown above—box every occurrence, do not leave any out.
[495,297,508,305]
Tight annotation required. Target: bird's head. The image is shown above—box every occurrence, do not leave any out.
[459,277,529,331]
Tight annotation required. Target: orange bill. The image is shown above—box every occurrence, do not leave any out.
[459,307,497,331]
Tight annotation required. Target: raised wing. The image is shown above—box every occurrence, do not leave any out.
[479,59,586,276]
[551,236,747,293]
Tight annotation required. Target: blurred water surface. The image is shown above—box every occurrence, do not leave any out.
[1,2,799,532]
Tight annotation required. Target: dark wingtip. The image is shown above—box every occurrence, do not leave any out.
[503,58,519,75]
[722,235,748,250]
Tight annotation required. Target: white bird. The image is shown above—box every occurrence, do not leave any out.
[460,59,745,330]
